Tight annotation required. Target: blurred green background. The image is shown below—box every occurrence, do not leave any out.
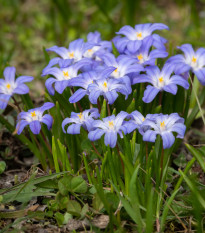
[0,0,205,78]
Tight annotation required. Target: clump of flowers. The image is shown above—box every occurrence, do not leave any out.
[1,22,203,161]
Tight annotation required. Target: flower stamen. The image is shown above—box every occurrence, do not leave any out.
[77,112,83,120]
[68,52,74,58]
[137,54,143,60]
[108,121,114,129]
[160,121,165,129]
[136,32,142,39]
[6,84,11,89]
[103,81,107,88]
[63,71,69,77]
[159,77,164,83]
[192,56,197,63]
[31,111,36,117]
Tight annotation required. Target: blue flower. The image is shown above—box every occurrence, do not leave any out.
[44,60,91,95]
[44,39,88,71]
[167,44,205,85]
[83,31,112,59]
[123,110,146,133]
[87,76,130,105]
[88,111,128,148]
[62,108,100,134]
[16,102,54,135]
[141,113,186,149]
[100,53,144,93]
[0,67,33,110]
[114,23,169,53]
[125,37,168,66]
[133,64,190,103]
[69,71,104,103]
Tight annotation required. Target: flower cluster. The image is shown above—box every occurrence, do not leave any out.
[62,109,186,149]
[6,23,204,151]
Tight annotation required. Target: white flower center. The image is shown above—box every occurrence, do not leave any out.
[108,121,114,130]
[102,81,108,92]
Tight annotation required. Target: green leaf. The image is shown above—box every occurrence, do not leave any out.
[92,193,104,211]
[0,161,6,174]
[185,143,205,172]
[112,42,120,57]
[52,136,60,173]
[0,172,69,195]
[126,98,135,113]
[55,212,65,226]
[100,99,107,119]
[67,200,81,217]
[71,176,87,193]
[80,204,89,219]
[58,176,72,196]
[179,170,205,209]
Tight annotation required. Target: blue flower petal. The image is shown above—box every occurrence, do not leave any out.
[194,68,205,85]
[116,25,136,38]
[46,46,69,58]
[88,128,105,141]
[69,88,87,103]
[13,84,30,94]
[143,130,158,142]
[16,76,34,84]
[29,121,41,134]
[170,123,186,138]
[163,84,178,95]
[170,75,190,89]
[40,102,55,113]
[16,120,29,135]
[105,91,118,105]
[148,23,169,34]
[142,85,160,103]
[67,123,81,134]
[3,67,16,83]
[55,80,69,94]
[0,94,11,110]
[45,78,56,95]
[104,131,118,148]
[41,114,53,130]
[42,58,61,75]
[127,40,142,53]
[89,90,102,104]
[161,132,175,149]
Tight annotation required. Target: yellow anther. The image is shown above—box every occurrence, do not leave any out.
[137,54,143,60]
[6,84,11,89]
[136,32,142,38]
[77,112,83,120]
[68,52,74,58]
[63,71,69,77]
[142,117,145,122]
[192,56,197,63]
[159,77,164,83]
[108,121,114,128]
[160,121,165,127]
[88,49,92,52]
[103,81,107,88]
[31,111,36,117]
[114,68,118,73]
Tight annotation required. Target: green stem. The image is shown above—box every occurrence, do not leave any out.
[107,100,111,116]
[12,96,21,113]
[160,147,164,180]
